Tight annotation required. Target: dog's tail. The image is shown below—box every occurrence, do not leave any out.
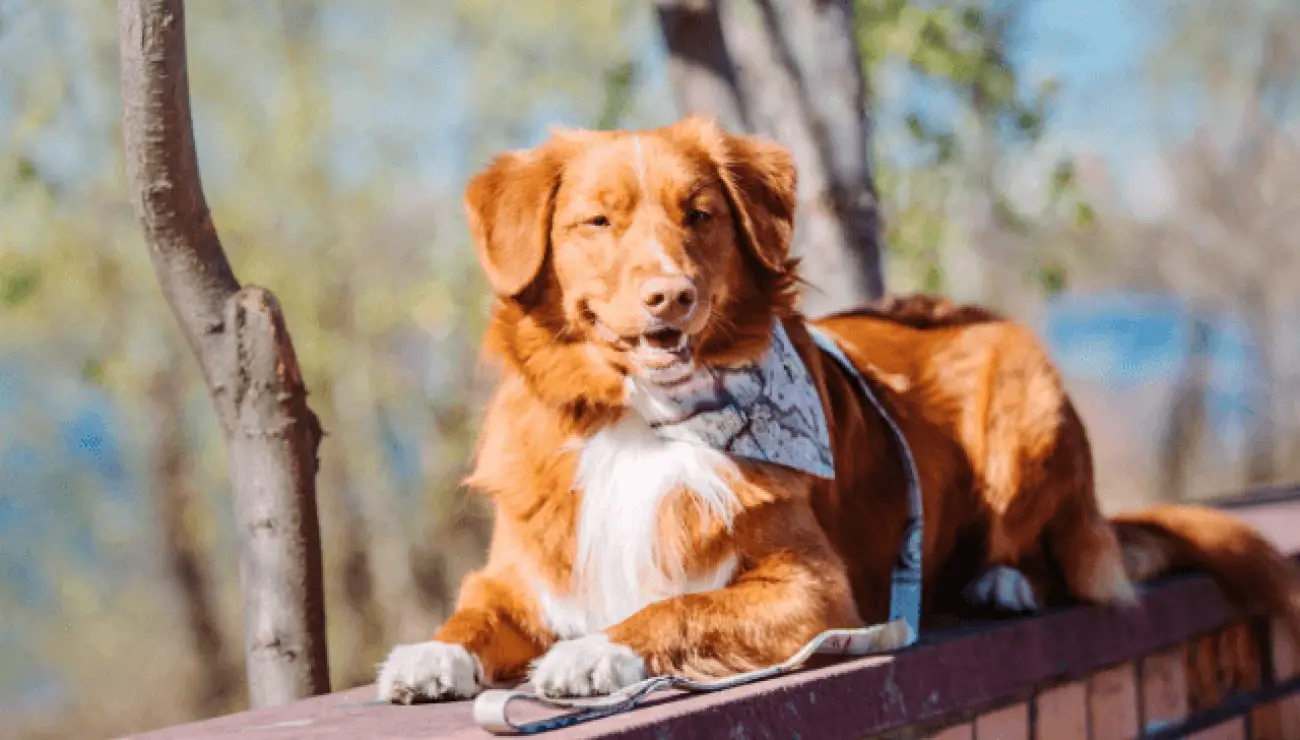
[1112,504,1300,643]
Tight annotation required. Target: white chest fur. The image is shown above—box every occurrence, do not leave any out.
[535,408,741,639]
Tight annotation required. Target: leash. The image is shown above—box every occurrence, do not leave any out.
[472,621,913,734]
[470,325,925,735]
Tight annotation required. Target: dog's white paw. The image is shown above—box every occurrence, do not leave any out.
[376,641,483,704]
[964,564,1040,613]
[531,634,646,698]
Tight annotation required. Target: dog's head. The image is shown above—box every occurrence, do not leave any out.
[466,116,799,408]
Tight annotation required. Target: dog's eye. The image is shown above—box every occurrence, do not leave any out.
[585,215,610,228]
[685,209,710,226]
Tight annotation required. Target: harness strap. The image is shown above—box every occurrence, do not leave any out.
[807,325,924,636]
[470,325,925,735]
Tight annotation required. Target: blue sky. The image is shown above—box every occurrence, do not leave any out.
[1016,0,1158,159]
[1009,0,1191,216]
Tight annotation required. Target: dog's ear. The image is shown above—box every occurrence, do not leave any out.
[670,116,798,274]
[720,131,798,274]
[464,144,564,297]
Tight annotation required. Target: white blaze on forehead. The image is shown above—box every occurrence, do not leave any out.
[652,243,679,274]
[632,134,648,191]
[632,134,679,275]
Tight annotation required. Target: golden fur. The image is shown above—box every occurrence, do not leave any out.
[377,117,1300,703]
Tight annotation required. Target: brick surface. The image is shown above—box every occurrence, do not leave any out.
[1274,618,1299,682]
[1142,646,1190,733]
[973,702,1028,740]
[1249,692,1300,740]
[926,722,973,740]
[1250,700,1286,740]
[1283,693,1300,739]
[1186,717,1247,740]
[1089,663,1140,740]
[1187,622,1264,712]
[1223,622,1264,692]
[1035,682,1087,740]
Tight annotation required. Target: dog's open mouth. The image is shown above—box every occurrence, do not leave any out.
[628,328,695,385]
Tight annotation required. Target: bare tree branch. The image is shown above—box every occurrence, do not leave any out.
[117,0,330,707]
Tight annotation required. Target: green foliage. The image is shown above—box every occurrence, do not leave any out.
[1,260,41,307]
[597,60,639,131]
[1072,201,1096,230]
[1035,261,1068,295]
[856,0,1055,149]
[14,157,38,184]
[854,0,1091,299]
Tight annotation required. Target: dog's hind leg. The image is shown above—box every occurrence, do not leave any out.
[973,343,1134,609]
[1045,493,1137,605]
[1035,404,1137,606]
[963,564,1040,613]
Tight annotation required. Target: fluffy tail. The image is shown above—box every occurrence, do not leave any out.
[1112,504,1300,644]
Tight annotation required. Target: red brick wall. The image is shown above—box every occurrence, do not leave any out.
[906,618,1300,740]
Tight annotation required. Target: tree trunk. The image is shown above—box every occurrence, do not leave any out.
[653,0,750,132]
[117,0,330,707]
[331,355,434,645]
[720,0,885,316]
[1286,379,1300,484]
[1157,313,1212,501]
[1243,289,1277,486]
[147,356,242,715]
[313,281,434,649]
[315,422,387,688]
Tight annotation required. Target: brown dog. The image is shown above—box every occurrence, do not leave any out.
[376,116,1300,703]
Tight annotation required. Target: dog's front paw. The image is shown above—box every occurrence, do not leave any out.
[377,641,483,704]
[531,634,646,698]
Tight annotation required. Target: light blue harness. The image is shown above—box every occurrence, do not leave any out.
[807,325,924,637]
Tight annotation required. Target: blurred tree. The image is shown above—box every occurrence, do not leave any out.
[1135,0,1300,490]
[146,350,241,715]
[117,0,329,707]
[655,0,1086,314]
[658,0,886,315]
[1157,314,1213,502]
[856,0,1079,309]
[654,0,749,132]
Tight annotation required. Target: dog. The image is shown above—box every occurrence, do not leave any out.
[376,116,1300,704]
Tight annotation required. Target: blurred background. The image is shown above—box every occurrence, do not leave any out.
[1,0,1298,736]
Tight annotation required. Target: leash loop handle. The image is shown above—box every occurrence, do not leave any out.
[472,620,914,735]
